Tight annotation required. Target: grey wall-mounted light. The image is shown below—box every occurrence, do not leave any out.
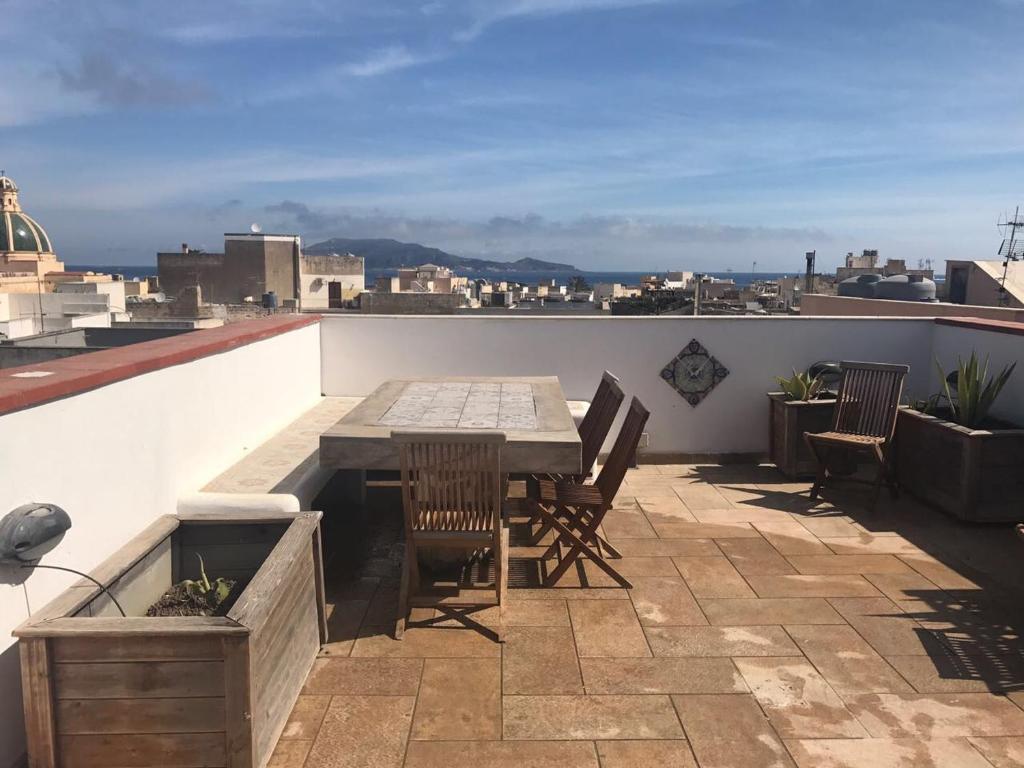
[0,503,125,616]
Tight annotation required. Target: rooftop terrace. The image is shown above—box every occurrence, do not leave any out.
[1,312,1023,768]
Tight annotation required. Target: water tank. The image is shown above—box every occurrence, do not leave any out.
[837,274,882,298]
[874,274,936,302]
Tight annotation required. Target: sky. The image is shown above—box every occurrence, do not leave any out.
[2,0,1022,271]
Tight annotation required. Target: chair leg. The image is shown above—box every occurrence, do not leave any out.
[543,513,631,589]
[497,525,509,642]
[807,439,828,500]
[395,542,414,640]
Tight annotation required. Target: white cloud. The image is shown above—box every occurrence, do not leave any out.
[343,45,439,77]
[455,0,677,40]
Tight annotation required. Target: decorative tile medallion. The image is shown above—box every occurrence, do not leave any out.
[660,339,729,407]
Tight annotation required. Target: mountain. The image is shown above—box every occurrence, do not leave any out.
[304,238,578,273]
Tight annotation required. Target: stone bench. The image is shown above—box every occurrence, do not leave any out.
[180,396,363,514]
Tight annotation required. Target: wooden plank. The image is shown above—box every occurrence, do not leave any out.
[222,636,253,768]
[73,516,179,590]
[17,617,246,638]
[20,638,58,768]
[177,511,300,524]
[56,698,225,735]
[311,524,328,645]
[14,587,96,634]
[82,536,172,618]
[54,661,224,700]
[177,522,289,547]
[251,562,314,668]
[52,635,224,663]
[227,515,320,631]
[57,733,225,768]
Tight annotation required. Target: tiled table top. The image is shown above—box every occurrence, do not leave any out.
[378,381,538,430]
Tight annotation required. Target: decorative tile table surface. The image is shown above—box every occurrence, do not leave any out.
[320,376,581,474]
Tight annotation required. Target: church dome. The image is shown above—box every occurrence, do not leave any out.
[0,176,54,256]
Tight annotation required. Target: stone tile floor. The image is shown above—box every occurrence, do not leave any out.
[271,464,1024,767]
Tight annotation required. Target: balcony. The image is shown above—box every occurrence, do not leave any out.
[2,313,1023,768]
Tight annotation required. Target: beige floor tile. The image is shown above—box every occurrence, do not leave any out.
[351,625,501,657]
[753,520,832,555]
[404,741,600,768]
[646,625,801,657]
[787,555,914,575]
[268,739,313,768]
[568,600,651,657]
[845,693,1024,738]
[863,572,944,603]
[497,599,571,626]
[304,695,415,768]
[734,657,868,738]
[600,508,659,539]
[303,658,422,695]
[784,737,993,768]
[796,516,862,538]
[279,695,330,740]
[605,538,720,557]
[590,556,680,579]
[883,653,1024,694]
[652,521,762,539]
[503,626,583,694]
[637,496,698,524]
[511,587,630,600]
[701,597,845,625]
[673,485,731,510]
[629,576,708,626]
[692,507,795,524]
[746,574,881,598]
[898,553,983,590]
[673,694,795,768]
[828,598,939,656]
[581,657,747,694]
[672,556,756,598]
[785,625,913,694]
[320,599,370,657]
[411,658,501,740]
[820,535,923,555]
[967,736,1024,768]
[504,694,684,740]
[595,740,697,767]
[717,538,798,576]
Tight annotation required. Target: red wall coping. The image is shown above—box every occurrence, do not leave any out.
[0,314,321,416]
[935,317,1024,337]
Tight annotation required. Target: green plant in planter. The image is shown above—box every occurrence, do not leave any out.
[776,370,824,401]
[935,352,1016,429]
[182,553,233,609]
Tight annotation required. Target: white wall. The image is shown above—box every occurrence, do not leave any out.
[320,316,936,455]
[932,324,1024,425]
[0,322,321,767]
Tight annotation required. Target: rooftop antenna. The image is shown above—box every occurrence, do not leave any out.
[250,222,262,234]
[997,206,1024,306]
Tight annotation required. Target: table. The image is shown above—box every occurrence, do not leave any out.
[319,376,582,475]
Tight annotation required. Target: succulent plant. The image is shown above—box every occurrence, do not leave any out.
[936,352,1016,429]
[775,370,824,402]
[181,554,232,608]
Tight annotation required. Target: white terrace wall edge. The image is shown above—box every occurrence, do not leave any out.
[0,322,322,768]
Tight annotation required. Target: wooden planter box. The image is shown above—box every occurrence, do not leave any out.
[768,393,837,478]
[15,511,327,768]
[896,407,1024,522]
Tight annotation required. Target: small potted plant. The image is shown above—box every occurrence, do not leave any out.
[768,365,838,478]
[897,352,1021,521]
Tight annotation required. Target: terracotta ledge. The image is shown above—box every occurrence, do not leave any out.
[0,314,321,416]
[935,316,1024,337]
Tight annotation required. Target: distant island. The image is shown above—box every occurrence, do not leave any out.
[304,237,579,274]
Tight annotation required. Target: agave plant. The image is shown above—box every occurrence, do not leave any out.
[776,369,824,402]
[182,554,232,609]
[936,352,1016,429]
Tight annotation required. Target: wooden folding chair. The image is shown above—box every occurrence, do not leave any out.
[393,431,508,640]
[805,361,909,511]
[533,397,650,589]
[527,372,625,544]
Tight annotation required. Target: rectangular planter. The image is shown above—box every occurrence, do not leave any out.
[896,407,1024,522]
[14,511,327,768]
[767,393,837,479]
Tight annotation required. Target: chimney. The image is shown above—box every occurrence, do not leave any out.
[804,251,815,294]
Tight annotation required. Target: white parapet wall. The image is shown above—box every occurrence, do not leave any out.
[0,319,322,767]
[320,315,939,456]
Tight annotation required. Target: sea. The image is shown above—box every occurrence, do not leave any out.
[70,265,802,289]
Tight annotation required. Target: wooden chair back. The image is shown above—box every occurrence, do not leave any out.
[576,372,625,479]
[393,431,506,537]
[595,397,650,504]
[831,361,909,441]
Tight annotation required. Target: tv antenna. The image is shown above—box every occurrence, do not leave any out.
[997,207,1024,305]
[250,222,262,234]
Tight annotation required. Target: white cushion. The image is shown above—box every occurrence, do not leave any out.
[566,399,591,428]
[177,492,301,516]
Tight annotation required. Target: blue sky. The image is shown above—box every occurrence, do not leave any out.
[2,0,1022,270]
